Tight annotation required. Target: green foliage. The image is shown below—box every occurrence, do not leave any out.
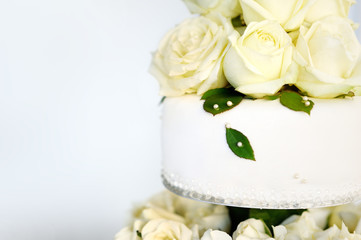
[336,91,355,99]
[231,16,244,28]
[249,209,306,231]
[202,88,244,115]
[228,207,306,236]
[228,207,250,233]
[263,94,280,101]
[159,96,166,105]
[201,88,236,100]
[226,127,255,161]
[280,91,314,115]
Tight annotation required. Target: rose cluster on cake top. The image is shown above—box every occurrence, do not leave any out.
[150,0,360,100]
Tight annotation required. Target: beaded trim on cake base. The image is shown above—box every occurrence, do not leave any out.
[162,170,361,209]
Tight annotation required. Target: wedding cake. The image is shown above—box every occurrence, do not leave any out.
[149,0,361,209]
[115,0,361,239]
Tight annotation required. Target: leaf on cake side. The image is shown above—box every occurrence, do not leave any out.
[136,230,142,238]
[226,126,255,161]
[202,88,244,115]
[280,91,314,115]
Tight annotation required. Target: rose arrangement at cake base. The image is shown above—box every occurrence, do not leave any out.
[115,191,361,240]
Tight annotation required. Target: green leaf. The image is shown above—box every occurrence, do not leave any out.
[227,207,251,233]
[261,220,272,237]
[244,95,257,100]
[202,88,244,115]
[159,96,166,105]
[226,127,255,161]
[232,16,244,28]
[201,88,236,100]
[263,94,280,101]
[280,91,314,115]
[136,230,142,238]
[249,209,306,230]
[336,91,355,99]
[228,207,307,236]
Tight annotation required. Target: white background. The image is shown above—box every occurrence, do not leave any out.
[0,1,360,239]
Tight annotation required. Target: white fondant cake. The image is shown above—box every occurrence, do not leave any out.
[149,0,361,210]
[161,95,361,209]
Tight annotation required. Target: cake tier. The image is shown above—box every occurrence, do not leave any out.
[161,95,361,209]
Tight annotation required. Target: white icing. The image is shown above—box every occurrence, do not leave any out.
[161,95,361,209]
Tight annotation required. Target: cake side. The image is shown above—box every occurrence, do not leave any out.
[162,95,361,209]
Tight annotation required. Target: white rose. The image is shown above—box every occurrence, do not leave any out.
[183,0,242,18]
[132,192,185,224]
[232,219,273,240]
[223,20,298,98]
[305,0,355,24]
[115,220,144,240]
[294,16,361,98]
[356,220,361,234]
[314,223,361,240]
[240,0,316,31]
[201,229,232,240]
[141,219,194,240]
[150,14,233,97]
[133,191,230,236]
[145,190,178,213]
[174,193,231,235]
[273,226,287,240]
[282,212,322,240]
[329,203,361,233]
[307,208,332,229]
[137,206,186,223]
